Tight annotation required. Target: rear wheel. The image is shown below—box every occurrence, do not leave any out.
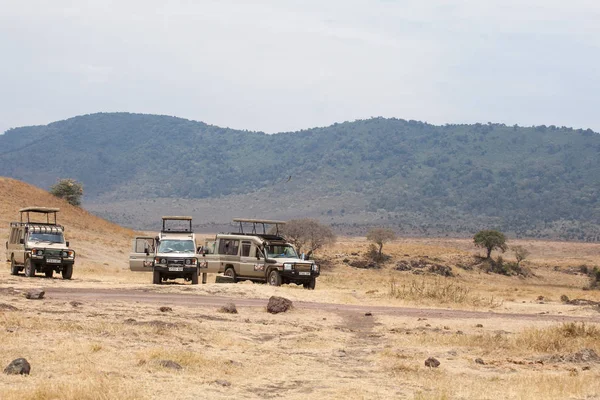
[267,269,282,286]
[191,270,199,285]
[24,258,35,277]
[303,278,316,290]
[61,265,73,280]
[10,256,18,276]
[45,268,54,278]
[224,267,237,283]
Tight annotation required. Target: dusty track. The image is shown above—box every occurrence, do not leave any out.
[45,287,600,323]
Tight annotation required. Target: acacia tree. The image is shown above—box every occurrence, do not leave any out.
[512,245,530,266]
[473,230,507,259]
[278,219,336,258]
[366,227,396,258]
[49,178,84,206]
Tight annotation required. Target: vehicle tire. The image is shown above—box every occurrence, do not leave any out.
[45,268,54,278]
[303,278,316,290]
[10,256,18,276]
[191,270,199,285]
[153,270,161,284]
[267,269,282,286]
[224,267,238,283]
[61,265,73,280]
[24,258,35,277]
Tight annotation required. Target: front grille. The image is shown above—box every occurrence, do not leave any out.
[45,250,62,256]
[167,259,185,266]
[295,263,312,272]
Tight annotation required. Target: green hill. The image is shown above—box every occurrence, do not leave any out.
[1,113,599,240]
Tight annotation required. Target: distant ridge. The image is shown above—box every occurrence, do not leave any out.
[1,113,599,240]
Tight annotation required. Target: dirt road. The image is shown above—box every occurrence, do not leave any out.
[45,287,600,323]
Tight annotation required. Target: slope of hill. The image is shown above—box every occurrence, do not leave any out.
[1,113,599,239]
[0,177,134,266]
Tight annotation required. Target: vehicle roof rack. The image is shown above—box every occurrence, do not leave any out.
[232,218,286,236]
[161,216,193,233]
[18,207,60,225]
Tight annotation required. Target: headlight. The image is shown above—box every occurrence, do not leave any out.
[283,263,293,271]
[161,258,167,264]
[185,259,196,265]
[32,249,43,256]
[61,251,68,257]
[312,264,320,273]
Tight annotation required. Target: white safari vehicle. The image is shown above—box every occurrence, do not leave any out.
[130,216,204,284]
[201,219,320,289]
[6,207,75,279]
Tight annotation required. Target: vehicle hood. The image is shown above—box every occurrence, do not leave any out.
[267,257,313,265]
[27,241,68,250]
[155,252,197,258]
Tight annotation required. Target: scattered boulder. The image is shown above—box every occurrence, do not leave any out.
[219,303,238,314]
[333,349,347,358]
[69,301,83,308]
[267,296,293,314]
[475,358,485,365]
[157,360,182,370]
[0,303,18,311]
[475,324,484,328]
[214,379,231,387]
[24,289,45,300]
[215,275,235,284]
[4,358,31,375]
[159,306,173,312]
[395,259,454,277]
[545,348,600,364]
[349,260,380,269]
[424,357,440,368]
[364,312,372,317]
[560,295,570,303]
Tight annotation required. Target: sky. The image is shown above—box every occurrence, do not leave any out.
[1,0,599,134]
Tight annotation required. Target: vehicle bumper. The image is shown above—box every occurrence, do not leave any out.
[280,270,319,281]
[31,258,75,269]
[154,265,197,277]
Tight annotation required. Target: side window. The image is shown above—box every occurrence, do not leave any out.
[241,241,251,257]
[218,240,228,255]
[255,247,264,258]
[219,239,240,256]
[135,238,154,253]
[9,229,15,244]
[228,240,239,255]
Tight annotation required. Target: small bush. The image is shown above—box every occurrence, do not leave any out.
[49,178,83,206]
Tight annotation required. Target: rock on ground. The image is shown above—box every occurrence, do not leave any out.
[157,360,182,370]
[267,296,293,314]
[24,289,45,300]
[424,357,440,368]
[4,358,31,375]
[219,303,238,314]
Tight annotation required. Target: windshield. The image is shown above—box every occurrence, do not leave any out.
[28,232,64,244]
[266,244,298,259]
[158,240,195,253]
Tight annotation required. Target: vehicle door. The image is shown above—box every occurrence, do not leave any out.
[239,241,262,277]
[217,239,241,275]
[14,227,25,264]
[129,237,155,271]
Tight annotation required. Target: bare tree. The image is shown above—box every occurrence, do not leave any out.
[366,228,396,258]
[512,245,530,266]
[278,219,336,258]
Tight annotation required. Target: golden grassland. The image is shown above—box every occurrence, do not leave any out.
[2,177,600,398]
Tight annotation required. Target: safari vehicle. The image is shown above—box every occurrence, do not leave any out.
[130,216,200,285]
[202,218,320,289]
[6,207,75,279]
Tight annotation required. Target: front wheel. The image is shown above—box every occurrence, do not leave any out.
[303,278,316,290]
[24,258,35,277]
[267,269,282,286]
[10,256,18,276]
[61,265,73,280]
[191,270,199,285]
[153,270,161,284]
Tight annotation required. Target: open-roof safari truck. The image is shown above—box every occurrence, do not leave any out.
[202,218,320,289]
[130,216,203,284]
[6,207,75,279]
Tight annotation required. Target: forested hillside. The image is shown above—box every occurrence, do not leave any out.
[1,113,599,239]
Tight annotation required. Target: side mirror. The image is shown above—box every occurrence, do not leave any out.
[19,238,24,244]
[66,241,70,247]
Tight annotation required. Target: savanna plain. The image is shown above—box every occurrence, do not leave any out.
[1,179,600,399]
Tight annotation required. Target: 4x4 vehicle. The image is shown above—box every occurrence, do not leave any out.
[202,219,320,289]
[129,216,200,284]
[6,207,75,279]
